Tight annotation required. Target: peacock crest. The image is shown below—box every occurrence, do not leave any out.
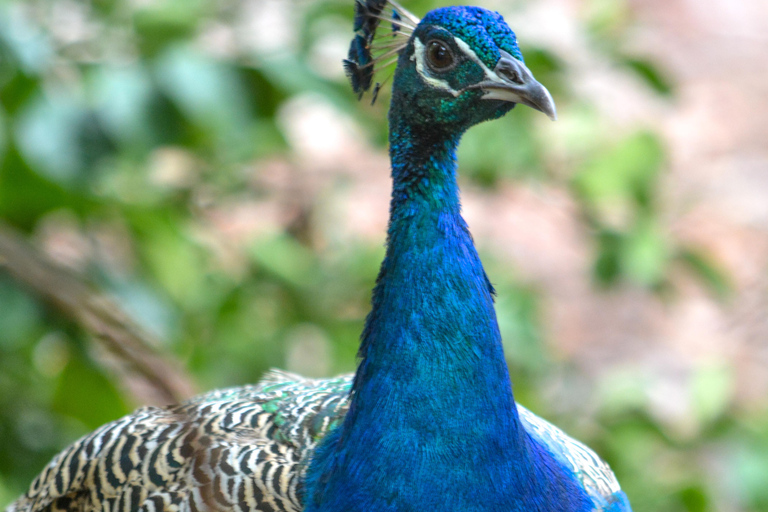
[344,0,419,103]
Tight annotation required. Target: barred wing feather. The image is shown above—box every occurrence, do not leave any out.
[7,371,349,512]
[7,372,621,512]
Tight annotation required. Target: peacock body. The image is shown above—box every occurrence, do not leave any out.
[7,2,632,512]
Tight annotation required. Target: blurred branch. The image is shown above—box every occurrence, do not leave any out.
[0,221,196,406]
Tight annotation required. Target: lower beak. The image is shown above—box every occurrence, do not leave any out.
[481,79,557,121]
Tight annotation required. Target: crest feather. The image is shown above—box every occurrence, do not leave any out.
[344,0,419,103]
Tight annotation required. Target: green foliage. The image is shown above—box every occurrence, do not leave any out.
[572,131,667,287]
[572,131,732,294]
[0,277,122,495]
[0,1,764,511]
[623,58,674,97]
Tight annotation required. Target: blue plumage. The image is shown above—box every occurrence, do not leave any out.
[352,0,389,34]
[344,34,374,97]
[306,3,629,511]
[7,3,630,511]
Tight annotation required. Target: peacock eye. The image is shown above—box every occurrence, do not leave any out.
[426,40,455,71]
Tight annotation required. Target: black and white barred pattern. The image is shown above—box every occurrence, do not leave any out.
[7,372,620,512]
[7,371,349,512]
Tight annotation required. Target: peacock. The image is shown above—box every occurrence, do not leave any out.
[6,2,632,512]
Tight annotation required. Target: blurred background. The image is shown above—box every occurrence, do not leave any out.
[1,0,767,510]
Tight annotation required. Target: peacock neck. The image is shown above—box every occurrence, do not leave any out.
[350,116,524,444]
[331,116,533,503]
[303,114,591,512]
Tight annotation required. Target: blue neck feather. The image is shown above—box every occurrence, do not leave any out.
[304,110,592,512]
[356,116,527,469]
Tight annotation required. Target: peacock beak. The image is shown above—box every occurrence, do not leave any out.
[474,50,557,121]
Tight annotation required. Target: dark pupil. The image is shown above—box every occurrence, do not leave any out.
[428,41,452,69]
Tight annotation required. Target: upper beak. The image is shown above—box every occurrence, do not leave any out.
[473,50,557,121]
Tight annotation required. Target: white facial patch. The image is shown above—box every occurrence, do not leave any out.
[411,39,461,97]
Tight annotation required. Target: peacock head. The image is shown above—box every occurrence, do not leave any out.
[345,2,556,135]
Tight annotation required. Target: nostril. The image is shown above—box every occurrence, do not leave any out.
[502,69,523,85]
[495,52,528,85]
[496,63,524,85]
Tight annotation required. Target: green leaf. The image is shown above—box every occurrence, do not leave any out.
[573,131,665,217]
[154,45,255,159]
[135,213,207,308]
[728,440,768,508]
[0,147,97,227]
[677,248,732,299]
[593,229,623,285]
[676,484,709,512]
[623,58,674,97]
[52,355,129,430]
[0,277,42,350]
[585,0,631,41]
[250,233,319,289]
[0,476,15,511]
[14,91,86,185]
[621,218,668,286]
[256,53,348,109]
[459,110,540,185]
[496,284,547,371]
[91,64,155,150]
[133,0,202,58]
[690,362,732,428]
[0,106,6,161]
[0,4,52,75]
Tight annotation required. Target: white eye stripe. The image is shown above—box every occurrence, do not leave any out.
[412,38,461,97]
